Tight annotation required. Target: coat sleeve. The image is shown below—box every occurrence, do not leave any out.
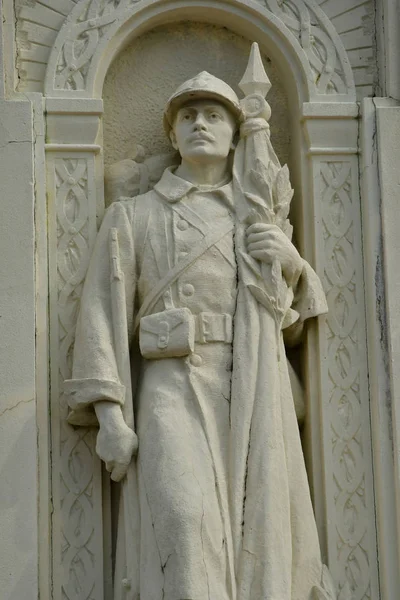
[64,200,136,426]
[292,259,328,322]
[283,259,328,347]
[284,260,328,420]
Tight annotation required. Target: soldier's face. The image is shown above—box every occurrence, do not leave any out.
[170,100,236,164]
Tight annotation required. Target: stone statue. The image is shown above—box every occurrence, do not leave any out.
[65,44,336,600]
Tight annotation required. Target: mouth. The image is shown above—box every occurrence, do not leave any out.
[189,134,214,143]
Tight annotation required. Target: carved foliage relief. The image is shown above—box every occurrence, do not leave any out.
[54,0,141,91]
[53,156,102,600]
[259,0,349,94]
[34,0,353,96]
[321,162,373,600]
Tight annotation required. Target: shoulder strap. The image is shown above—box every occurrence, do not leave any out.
[134,219,234,332]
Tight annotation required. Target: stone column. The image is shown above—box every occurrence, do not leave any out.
[362,96,400,600]
[302,103,379,600]
[45,98,108,600]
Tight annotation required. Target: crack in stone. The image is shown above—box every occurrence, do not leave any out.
[229,225,239,430]
[0,396,34,418]
[241,424,253,538]
[161,552,173,574]
[200,504,211,600]
[191,466,210,600]
[0,139,32,149]
[221,392,230,403]
[138,461,165,590]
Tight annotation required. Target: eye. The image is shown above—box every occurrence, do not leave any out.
[209,112,221,121]
[178,111,192,123]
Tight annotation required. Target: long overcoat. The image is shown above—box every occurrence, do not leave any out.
[65,167,332,600]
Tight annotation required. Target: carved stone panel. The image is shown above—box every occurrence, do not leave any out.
[48,152,104,600]
[317,159,378,600]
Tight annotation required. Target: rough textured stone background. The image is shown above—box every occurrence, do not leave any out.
[103,22,290,168]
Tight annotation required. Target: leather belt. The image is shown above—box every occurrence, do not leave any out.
[194,312,233,344]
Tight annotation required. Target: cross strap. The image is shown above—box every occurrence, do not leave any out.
[133,219,234,332]
[171,202,236,269]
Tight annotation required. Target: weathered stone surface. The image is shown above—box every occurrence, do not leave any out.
[0,99,37,600]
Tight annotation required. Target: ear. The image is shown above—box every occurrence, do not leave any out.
[169,130,179,151]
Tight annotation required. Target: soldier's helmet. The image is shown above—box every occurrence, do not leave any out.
[163,71,243,135]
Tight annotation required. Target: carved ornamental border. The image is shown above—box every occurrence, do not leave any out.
[17,0,356,100]
[316,157,377,600]
[39,1,378,600]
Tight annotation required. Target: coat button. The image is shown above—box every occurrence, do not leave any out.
[190,353,202,367]
[177,219,189,231]
[182,283,194,297]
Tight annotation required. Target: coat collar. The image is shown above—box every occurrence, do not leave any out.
[154,166,234,209]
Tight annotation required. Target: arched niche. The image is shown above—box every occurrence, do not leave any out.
[42,2,377,600]
[102,22,291,176]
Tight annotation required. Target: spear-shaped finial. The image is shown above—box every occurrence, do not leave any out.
[239,42,271,98]
[239,42,272,120]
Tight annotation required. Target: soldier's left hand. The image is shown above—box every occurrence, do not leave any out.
[246,223,303,287]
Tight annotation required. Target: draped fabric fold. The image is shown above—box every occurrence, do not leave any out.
[229,118,336,599]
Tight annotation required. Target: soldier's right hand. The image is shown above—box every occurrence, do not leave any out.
[94,402,138,482]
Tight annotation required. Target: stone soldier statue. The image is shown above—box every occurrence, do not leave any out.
[65,49,336,600]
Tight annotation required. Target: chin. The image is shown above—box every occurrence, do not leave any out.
[184,149,228,164]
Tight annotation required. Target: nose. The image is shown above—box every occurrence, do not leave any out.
[193,112,207,131]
